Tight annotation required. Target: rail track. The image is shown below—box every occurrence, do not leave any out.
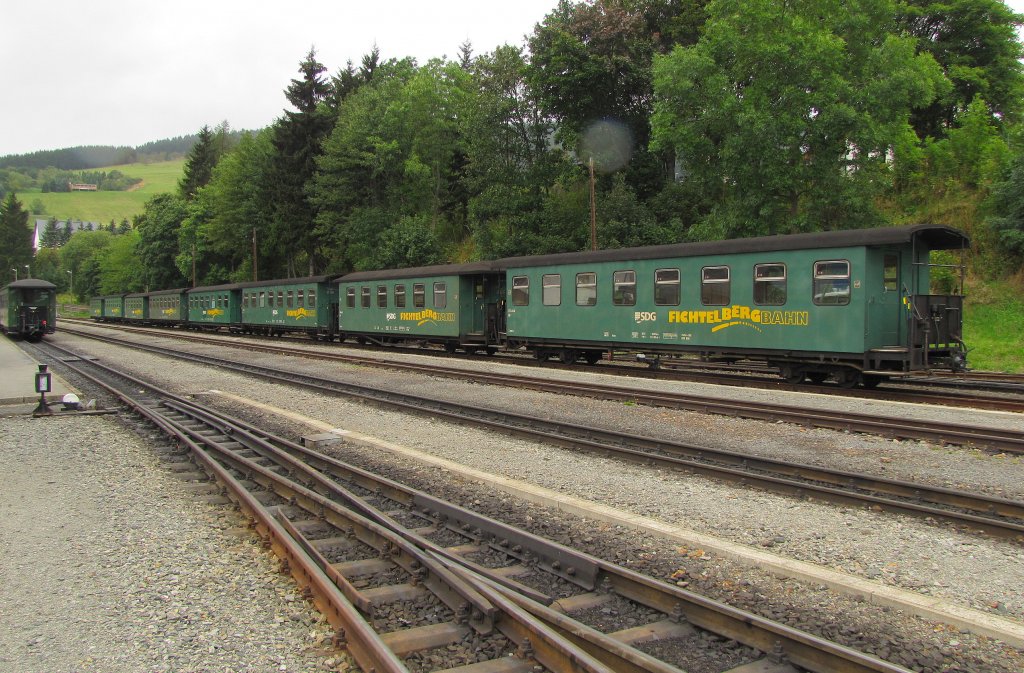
[61,318,1024,412]
[49,328,1024,542]
[60,322,1024,453]
[31,338,922,673]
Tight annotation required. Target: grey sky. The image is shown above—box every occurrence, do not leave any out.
[4,1,1022,158]
[1,0,558,157]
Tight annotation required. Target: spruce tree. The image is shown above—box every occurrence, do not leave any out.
[179,125,221,199]
[0,193,34,280]
[270,48,334,276]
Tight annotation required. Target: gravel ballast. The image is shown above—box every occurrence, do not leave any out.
[9,328,1024,672]
[0,413,349,673]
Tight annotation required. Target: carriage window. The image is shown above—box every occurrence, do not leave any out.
[814,260,851,305]
[377,285,387,308]
[511,276,529,306]
[701,266,730,306]
[655,269,680,306]
[297,289,304,306]
[543,274,561,306]
[883,254,898,292]
[287,291,294,308]
[345,287,355,308]
[434,282,447,309]
[612,270,636,306]
[277,291,284,307]
[395,284,406,308]
[360,286,371,308]
[754,263,787,306]
[307,289,315,306]
[576,272,597,306]
[413,284,425,308]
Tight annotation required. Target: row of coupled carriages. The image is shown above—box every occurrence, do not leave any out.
[90,225,970,387]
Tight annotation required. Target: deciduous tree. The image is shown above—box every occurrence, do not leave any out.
[652,0,946,238]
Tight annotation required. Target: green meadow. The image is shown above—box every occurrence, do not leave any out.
[25,159,184,224]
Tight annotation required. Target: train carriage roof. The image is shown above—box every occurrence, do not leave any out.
[2,279,57,291]
[494,224,969,269]
[187,282,243,293]
[339,261,497,283]
[237,274,343,290]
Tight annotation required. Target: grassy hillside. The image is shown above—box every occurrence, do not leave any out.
[24,159,184,224]
[964,279,1024,373]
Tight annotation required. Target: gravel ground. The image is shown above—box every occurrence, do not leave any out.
[0,412,351,673]
[12,327,1024,672]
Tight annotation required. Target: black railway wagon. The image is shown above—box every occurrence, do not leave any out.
[1,279,57,340]
[337,262,505,353]
[499,224,968,386]
[238,275,341,338]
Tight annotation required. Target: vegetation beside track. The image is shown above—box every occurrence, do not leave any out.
[965,278,1024,373]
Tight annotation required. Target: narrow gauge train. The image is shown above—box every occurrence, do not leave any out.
[92,224,969,387]
[1,279,57,340]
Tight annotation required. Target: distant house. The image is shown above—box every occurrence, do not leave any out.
[68,182,98,191]
[33,219,99,249]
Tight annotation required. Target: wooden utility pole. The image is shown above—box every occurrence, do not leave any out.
[589,157,597,251]
[191,244,196,288]
[252,228,258,281]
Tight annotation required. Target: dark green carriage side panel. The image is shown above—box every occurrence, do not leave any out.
[148,290,187,323]
[90,297,104,318]
[338,273,472,339]
[124,295,148,321]
[101,295,124,319]
[504,246,872,356]
[239,277,339,332]
[187,285,241,325]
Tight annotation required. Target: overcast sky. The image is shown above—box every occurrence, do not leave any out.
[3,0,1023,158]
[0,0,559,157]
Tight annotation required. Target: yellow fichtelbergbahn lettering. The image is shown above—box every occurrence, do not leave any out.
[666,305,809,333]
[286,308,316,319]
[399,309,456,326]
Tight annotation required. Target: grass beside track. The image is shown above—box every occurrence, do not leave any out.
[964,280,1024,373]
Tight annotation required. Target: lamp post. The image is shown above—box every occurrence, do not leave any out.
[66,270,73,298]
[24,264,30,279]
[10,268,16,281]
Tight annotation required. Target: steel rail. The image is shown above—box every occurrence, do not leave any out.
[36,339,918,673]
[38,343,626,673]
[159,388,920,673]
[49,330,1024,540]
[61,319,1024,413]
[60,323,1024,440]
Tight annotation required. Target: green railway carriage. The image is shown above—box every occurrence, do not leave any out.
[96,294,126,321]
[499,225,968,386]
[186,283,242,328]
[0,279,57,340]
[89,296,103,318]
[238,275,341,337]
[148,289,188,325]
[124,292,149,321]
[337,262,505,352]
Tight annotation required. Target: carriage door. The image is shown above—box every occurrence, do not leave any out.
[871,251,902,345]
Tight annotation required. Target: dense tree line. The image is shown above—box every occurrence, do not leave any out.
[14,0,1024,299]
